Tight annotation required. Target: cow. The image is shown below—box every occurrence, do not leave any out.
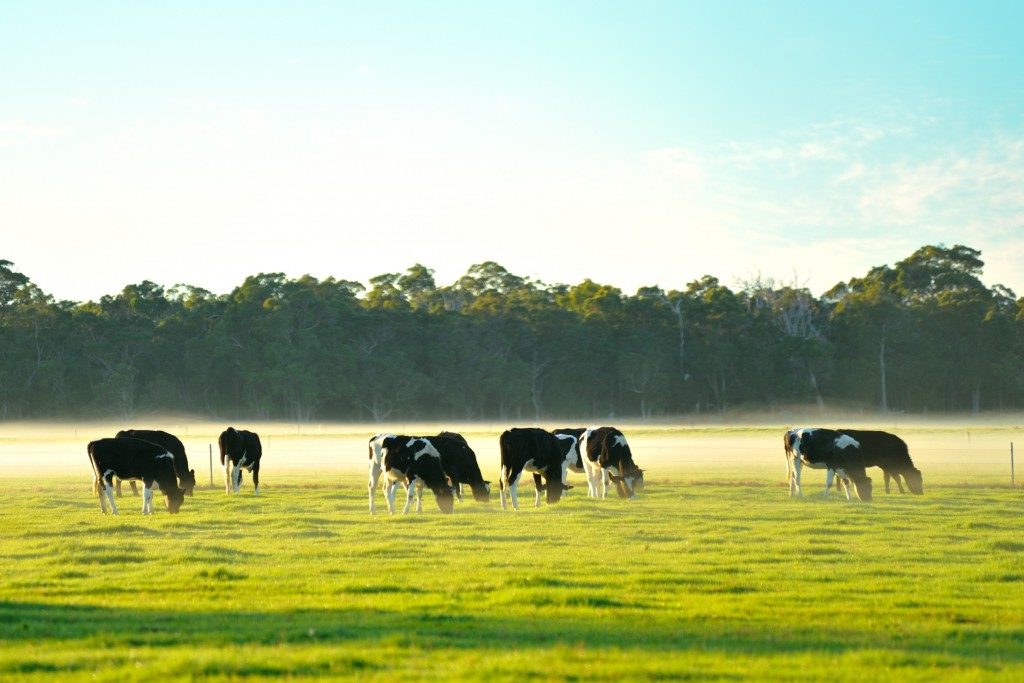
[219,427,263,495]
[88,437,185,515]
[429,432,491,503]
[378,435,455,514]
[784,428,872,501]
[114,429,196,497]
[837,429,923,494]
[497,427,574,510]
[576,426,644,499]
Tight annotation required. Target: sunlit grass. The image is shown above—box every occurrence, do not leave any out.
[2,463,1023,681]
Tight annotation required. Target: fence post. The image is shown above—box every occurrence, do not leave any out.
[1011,442,1015,486]
[209,444,214,488]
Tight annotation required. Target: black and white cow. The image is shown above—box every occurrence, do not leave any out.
[115,429,196,496]
[379,435,455,514]
[837,429,923,494]
[576,426,644,499]
[430,432,491,503]
[218,427,262,495]
[784,428,872,501]
[88,437,185,515]
[498,427,575,510]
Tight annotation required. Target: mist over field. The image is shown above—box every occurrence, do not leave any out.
[3,412,1020,489]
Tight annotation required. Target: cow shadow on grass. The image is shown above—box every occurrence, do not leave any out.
[0,600,1021,667]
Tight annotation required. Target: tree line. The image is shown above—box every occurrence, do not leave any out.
[1,244,1021,421]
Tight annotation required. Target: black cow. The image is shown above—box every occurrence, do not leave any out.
[219,427,263,495]
[430,433,491,503]
[498,428,574,510]
[577,427,645,499]
[88,437,185,515]
[115,429,196,496]
[785,428,873,501]
[379,435,455,514]
[837,429,923,494]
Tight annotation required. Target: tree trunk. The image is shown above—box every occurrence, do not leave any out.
[809,369,825,412]
[879,335,888,413]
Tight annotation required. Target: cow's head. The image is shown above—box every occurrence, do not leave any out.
[165,487,186,514]
[544,477,572,504]
[904,468,924,495]
[470,481,491,503]
[182,469,197,496]
[433,484,455,514]
[851,475,873,502]
[609,463,643,499]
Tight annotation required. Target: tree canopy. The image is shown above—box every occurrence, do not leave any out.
[1,244,1020,421]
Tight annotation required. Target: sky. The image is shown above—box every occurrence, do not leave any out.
[2,1,1023,302]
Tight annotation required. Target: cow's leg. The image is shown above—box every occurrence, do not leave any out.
[401,482,414,515]
[115,479,122,498]
[97,477,108,514]
[787,456,796,497]
[415,481,425,513]
[793,459,803,497]
[252,462,260,496]
[533,473,544,508]
[142,485,152,514]
[368,463,381,514]
[233,462,244,493]
[103,474,119,515]
[894,473,905,494]
[224,458,233,494]
[824,468,835,497]
[839,476,852,501]
[129,481,138,497]
[499,466,508,510]
[384,481,399,515]
[586,467,599,497]
[601,470,610,498]
[509,469,523,511]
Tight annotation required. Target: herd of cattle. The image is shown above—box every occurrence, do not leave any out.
[84,424,923,515]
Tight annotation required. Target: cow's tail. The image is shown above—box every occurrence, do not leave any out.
[498,430,511,490]
[87,440,101,496]
[218,432,227,466]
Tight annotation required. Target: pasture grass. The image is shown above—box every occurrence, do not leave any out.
[1,468,1023,681]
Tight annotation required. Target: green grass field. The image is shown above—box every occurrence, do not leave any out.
[1,423,1023,680]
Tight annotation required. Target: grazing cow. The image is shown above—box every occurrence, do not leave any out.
[837,429,923,494]
[497,428,574,510]
[429,433,491,503]
[379,435,455,514]
[576,427,644,499]
[115,429,196,496]
[219,427,263,495]
[784,428,872,501]
[88,437,185,515]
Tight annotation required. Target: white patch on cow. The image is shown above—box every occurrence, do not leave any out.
[613,435,627,448]
[409,439,441,460]
[834,434,860,450]
[142,486,153,514]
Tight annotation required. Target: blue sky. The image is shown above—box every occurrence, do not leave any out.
[2,1,1022,300]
